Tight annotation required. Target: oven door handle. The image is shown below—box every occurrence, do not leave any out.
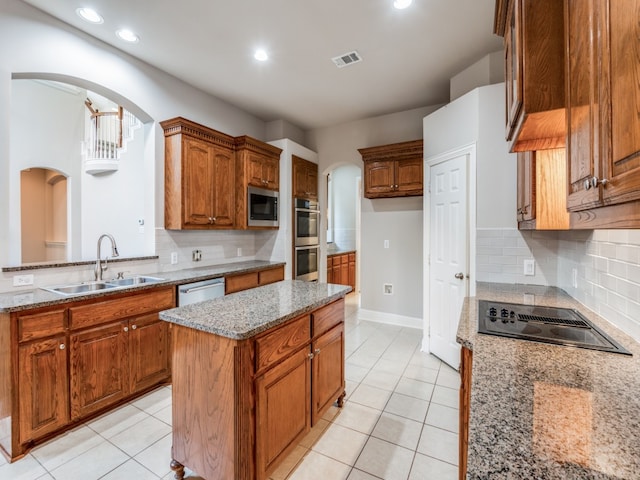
[295,245,319,251]
[295,208,320,214]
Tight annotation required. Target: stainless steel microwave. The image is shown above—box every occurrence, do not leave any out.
[248,186,279,227]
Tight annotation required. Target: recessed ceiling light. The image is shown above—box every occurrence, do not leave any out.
[394,0,413,9]
[116,29,139,43]
[254,49,269,62]
[76,7,103,24]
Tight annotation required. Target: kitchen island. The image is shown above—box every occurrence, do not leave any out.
[159,279,351,480]
[457,283,640,479]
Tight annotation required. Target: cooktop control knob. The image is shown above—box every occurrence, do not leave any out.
[489,307,497,317]
[500,308,509,318]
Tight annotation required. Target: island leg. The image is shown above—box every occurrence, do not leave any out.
[170,459,185,480]
[337,390,346,408]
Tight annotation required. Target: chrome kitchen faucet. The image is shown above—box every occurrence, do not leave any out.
[95,233,119,281]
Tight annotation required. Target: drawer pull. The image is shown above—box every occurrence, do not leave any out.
[123,326,129,332]
[131,324,137,330]
[59,343,65,350]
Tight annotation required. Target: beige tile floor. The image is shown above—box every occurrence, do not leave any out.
[0,295,459,480]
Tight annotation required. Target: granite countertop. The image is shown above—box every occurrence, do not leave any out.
[458,282,640,479]
[0,260,285,313]
[159,279,351,340]
[327,249,356,256]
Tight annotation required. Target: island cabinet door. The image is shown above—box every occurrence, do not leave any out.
[69,321,129,420]
[255,347,311,480]
[311,323,345,424]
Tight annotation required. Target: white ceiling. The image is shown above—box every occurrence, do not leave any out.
[20,0,503,130]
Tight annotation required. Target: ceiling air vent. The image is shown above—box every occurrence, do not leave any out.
[331,51,362,68]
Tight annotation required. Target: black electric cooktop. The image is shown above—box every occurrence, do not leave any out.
[477,300,631,356]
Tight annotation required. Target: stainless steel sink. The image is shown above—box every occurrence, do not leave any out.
[43,281,118,295]
[42,276,165,296]
[106,275,165,286]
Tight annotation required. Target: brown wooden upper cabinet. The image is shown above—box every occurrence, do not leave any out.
[494,0,566,152]
[292,155,318,200]
[236,136,281,191]
[358,139,423,199]
[565,0,640,228]
[162,117,236,230]
[517,149,569,230]
[161,118,282,230]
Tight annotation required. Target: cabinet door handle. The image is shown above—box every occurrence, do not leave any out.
[59,343,65,350]
[123,326,129,332]
[131,324,137,330]
[583,178,592,190]
[590,176,609,188]
[314,348,321,355]
[308,352,315,359]
[209,217,217,224]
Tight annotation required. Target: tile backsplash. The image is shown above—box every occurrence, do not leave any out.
[0,229,282,292]
[477,228,640,342]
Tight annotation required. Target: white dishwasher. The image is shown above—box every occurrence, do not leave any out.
[178,277,225,306]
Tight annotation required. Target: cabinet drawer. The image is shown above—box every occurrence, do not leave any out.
[259,266,284,286]
[226,272,259,294]
[69,287,175,330]
[18,309,66,342]
[255,315,310,373]
[312,299,344,338]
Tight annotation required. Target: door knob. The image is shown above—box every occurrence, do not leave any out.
[454,272,464,280]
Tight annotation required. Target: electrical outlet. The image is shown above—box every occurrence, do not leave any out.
[237,247,243,257]
[383,283,393,295]
[170,252,178,265]
[523,259,535,276]
[572,268,578,288]
[384,240,389,249]
[13,274,34,286]
[192,249,202,262]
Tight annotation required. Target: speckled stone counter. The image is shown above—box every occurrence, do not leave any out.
[0,260,284,312]
[458,282,640,479]
[159,279,351,339]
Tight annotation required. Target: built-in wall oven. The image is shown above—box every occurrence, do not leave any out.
[294,198,320,246]
[294,198,320,281]
[295,245,319,282]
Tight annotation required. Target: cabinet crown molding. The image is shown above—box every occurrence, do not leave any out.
[160,117,235,150]
[358,139,423,162]
[235,135,283,157]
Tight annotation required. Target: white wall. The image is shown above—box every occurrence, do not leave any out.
[0,0,272,289]
[450,50,503,101]
[329,165,360,251]
[308,105,440,323]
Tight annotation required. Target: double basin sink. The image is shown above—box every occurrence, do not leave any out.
[42,276,165,296]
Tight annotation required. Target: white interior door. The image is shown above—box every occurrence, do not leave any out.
[428,153,469,369]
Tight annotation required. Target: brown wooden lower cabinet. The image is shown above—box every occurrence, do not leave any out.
[256,347,311,475]
[169,298,346,480]
[70,320,129,420]
[18,335,69,443]
[225,265,285,294]
[459,346,473,480]
[1,286,175,461]
[327,252,356,293]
